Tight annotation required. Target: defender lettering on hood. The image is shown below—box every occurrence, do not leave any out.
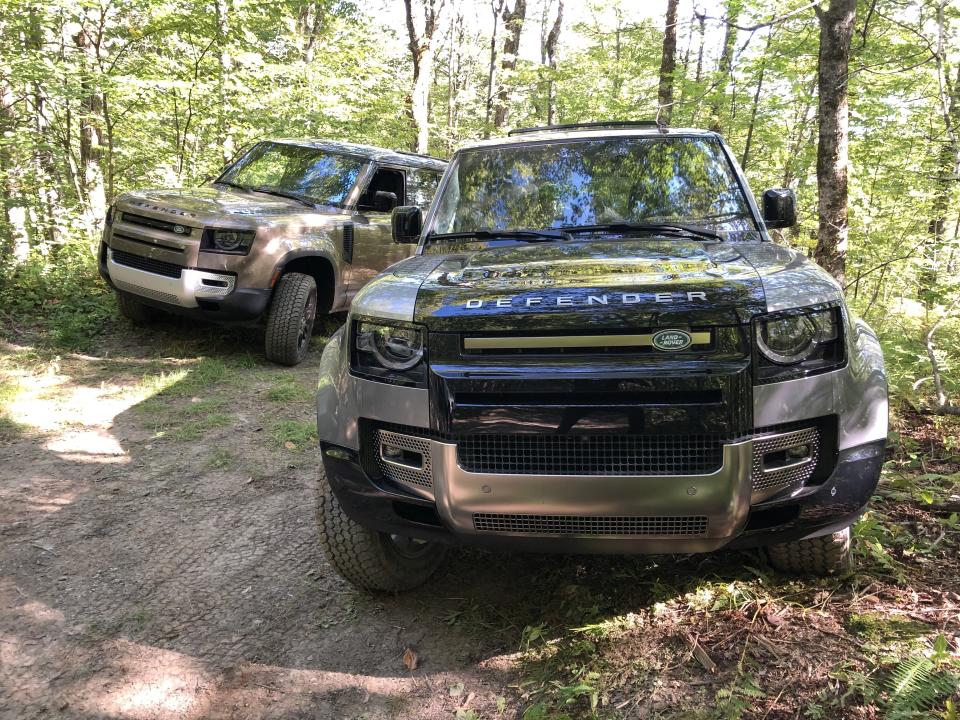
[464,291,709,308]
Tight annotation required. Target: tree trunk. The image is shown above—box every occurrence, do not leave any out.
[405,0,446,153]
[694,11,706,83]
[484,0,505,138]
[709,0,741,133]
[493,0,527,130]
[301,1,325,64]
[657,0,679,124]
[544,0,562,125]
[741,27,775,170]
[813,0,856,284]
[73,13,106,235]
[215,0,234,164]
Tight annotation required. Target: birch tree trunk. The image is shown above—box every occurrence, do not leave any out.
[216,0,234,164]
[73,10,106,235]
[405,0,447,154]
[484,0,505,138]
[657,0,679,124]
[814,0,856,284]
[493,0,527,130]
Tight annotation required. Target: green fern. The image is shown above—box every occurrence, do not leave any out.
[883,655,960,720]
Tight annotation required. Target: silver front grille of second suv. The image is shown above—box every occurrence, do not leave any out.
[373,429,433,492]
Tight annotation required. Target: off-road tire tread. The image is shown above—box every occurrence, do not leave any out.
[264,272,316,366]
[315,477,445,593]
[767,526,853,576]
[116,290,157,325]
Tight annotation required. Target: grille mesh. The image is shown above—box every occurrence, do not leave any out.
[752,427,820,492]
[373,430,433,490]
[112,248,183,278]
[473,513,708,536]
[457,434,725,476]
[113,279,180,306]
[121,212,190,235]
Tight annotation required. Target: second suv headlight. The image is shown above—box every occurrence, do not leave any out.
[352,320,427,386]
[754,306,845,382]
[202,228,256,254]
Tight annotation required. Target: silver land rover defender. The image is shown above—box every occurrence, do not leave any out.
[99,140,446,364]
[314,122,888,591]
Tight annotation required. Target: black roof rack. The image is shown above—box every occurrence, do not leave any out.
[507,120,667,136]
[392,149,447,162]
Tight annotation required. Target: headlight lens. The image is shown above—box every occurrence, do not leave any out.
[357,322,424,370]
[754,307,844,382]
[352,320,427,385]
[203,228,256,254]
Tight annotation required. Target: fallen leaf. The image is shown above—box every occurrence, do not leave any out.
[763,606,784,627]
[402,647,419,671]
[449,682,464,697]
[284,441,296,450]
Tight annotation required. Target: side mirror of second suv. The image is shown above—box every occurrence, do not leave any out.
[392,205,422,244]
[762,188,797,229]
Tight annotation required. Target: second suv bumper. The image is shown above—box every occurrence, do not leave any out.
[101,245,271,321]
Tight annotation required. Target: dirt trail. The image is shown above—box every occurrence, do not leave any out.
[0,328,531,720]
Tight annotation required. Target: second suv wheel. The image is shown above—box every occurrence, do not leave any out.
[115,290,159,326]
[264,272,317,366]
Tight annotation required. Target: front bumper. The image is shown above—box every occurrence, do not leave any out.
[101,246,271,321]
[320,429,884,554]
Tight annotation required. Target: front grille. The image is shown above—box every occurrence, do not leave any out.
[473,513,708,536]
[121,212,191,235]
[457,434,726,476]
[112,248,183,278]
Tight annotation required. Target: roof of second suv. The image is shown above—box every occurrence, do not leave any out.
[458,126,720,152]
[266,138,447,170]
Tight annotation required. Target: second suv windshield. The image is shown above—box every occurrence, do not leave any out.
[218,141,366,208]
[429,136,756,240]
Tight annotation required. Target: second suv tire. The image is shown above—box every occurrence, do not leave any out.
[767,526,854,576]
[115,290,159,326]
[315,475,448,592]
[264,272,318,366]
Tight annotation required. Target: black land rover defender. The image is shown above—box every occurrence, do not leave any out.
[314,122,888,592]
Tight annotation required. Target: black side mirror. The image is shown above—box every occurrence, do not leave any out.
[762,188,797,229]
[372,190,398,213]
[391,205,422,244]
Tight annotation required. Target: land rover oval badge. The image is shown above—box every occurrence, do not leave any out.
[652,329,692,352]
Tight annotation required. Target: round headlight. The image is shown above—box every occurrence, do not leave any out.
[756,314,819,364]
[213,229,253,251]
[357,323,424,370]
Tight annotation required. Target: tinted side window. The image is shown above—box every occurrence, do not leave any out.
[406,168,442,210]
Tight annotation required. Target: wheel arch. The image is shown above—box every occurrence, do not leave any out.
[274,252,338,314]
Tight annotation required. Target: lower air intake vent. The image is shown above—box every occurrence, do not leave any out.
[457,434,726,476]
[472,513,708,536]
[373,429,433,491]
[752,427,820,494]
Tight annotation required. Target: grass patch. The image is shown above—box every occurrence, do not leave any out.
[0,415,27,441]
[265,375,307,402]
[165,413,233,441]
[206,447,235,469]
[270,419,317,451]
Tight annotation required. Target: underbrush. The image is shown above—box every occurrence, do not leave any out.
[1,243,116,351]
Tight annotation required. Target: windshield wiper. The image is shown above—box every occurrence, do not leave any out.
[248,186,318,208]
[428,228,574,243]
[214,180,250,192]
[562,222,725,242]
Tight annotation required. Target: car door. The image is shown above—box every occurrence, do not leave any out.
[349,164,412,295]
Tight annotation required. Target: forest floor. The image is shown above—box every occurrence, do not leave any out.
[1,316,959,720]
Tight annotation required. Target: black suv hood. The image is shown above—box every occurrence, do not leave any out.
[413,239,767,332]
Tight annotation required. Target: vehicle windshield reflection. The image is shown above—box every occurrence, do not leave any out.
[218,141,366,208]
[429,137,759,242]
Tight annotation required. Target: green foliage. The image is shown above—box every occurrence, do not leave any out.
[270,419,317,451]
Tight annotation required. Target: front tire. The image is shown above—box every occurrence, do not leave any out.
[115,290,159,326]
[767,526,854,577]
[264,272,317,366]
[315,476,447,592]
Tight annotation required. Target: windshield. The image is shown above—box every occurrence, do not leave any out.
[218,141,367,207]
[429,137,757,240]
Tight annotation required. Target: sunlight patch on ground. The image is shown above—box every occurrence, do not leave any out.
[0,479,78,517]
[78,642,213,719]
[46,428,129,464]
